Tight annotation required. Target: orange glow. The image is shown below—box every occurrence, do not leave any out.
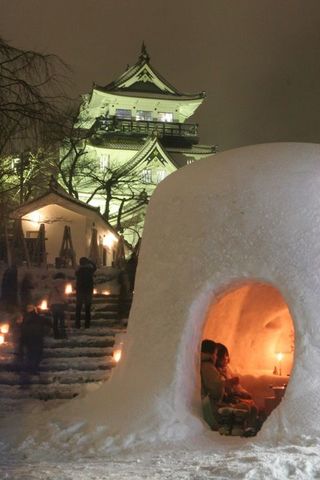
[0,323,9,334]
[39,299,48,310]
[203,282,294,376]
[0,334,5,345]
[65,283,73,295]
[113,348,122,363]
[102,290,110,296]
[93,288,97,295]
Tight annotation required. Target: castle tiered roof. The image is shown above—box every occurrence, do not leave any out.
[95,43,205,100]
[77,44,206,129]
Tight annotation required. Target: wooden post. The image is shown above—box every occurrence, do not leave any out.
[34,223,47,267]
[59,225,76,268]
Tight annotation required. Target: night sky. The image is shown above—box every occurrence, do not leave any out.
[1,0,320,151]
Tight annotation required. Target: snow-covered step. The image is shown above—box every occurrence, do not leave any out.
[68,311,118,320]
[0,369,111,385]
[0,290,125,408]
[43,336,115,349]
[39,356,114,370]
[0,383,101,400]
[0,398,70,419]
[65,318,122,328]
[68,296,119,305]
[43,346,114,358]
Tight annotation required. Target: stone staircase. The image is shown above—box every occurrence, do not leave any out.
[0,293,126,413]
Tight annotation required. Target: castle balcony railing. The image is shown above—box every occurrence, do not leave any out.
[97,117,199,143]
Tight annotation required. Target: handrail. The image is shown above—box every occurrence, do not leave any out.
[98,117,198,138]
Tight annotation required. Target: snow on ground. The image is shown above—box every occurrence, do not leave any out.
[2,439,320,479]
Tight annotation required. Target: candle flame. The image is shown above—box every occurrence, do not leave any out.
[0,323,9,334]
[65,283,73,295]
[113,349,122,363]
[39,299,48,310]
[0,334,5,345]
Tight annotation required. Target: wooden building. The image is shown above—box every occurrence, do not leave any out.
[9,183,119,268]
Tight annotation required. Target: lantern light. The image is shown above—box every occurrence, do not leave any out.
[113,348,122,363]
[276,352,284,362]
[0,323,9,334]
[29,211,42,224]
[102,290,110,296]
[65,283,73,295]
[0,334,5,345]
[103,232,118,249]
[39,299,48,311]
[93,288,98,295]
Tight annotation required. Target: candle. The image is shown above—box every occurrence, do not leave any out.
[276,352,283,376]
[0,323,9,334]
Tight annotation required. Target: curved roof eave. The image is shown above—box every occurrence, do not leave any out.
[93,87,205,102]
[9,190,119,237]
[96,59,204,99]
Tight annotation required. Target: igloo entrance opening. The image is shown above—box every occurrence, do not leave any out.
[201,281,294,422]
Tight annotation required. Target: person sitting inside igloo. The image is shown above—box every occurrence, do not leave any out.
[200,339,259,437]
[215,343,253,403]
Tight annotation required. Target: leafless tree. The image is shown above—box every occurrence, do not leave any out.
[0,37,72,208]
[57,135,152,235]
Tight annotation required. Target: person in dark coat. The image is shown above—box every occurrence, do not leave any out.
[75,257,96,329]
[48,272,68,339]
[126,253,138,293]
[20,272,35,311]
[19,305,50,375]
[1,265,18,308]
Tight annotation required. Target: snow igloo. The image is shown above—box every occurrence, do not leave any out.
[9,143,320,453]
[104,142,320,444]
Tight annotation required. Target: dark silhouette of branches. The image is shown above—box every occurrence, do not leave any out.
[0,36,71,156]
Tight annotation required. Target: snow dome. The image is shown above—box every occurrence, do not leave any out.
[109,142,320,443]
[3,143,320,455]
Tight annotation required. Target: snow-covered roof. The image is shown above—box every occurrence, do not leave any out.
[10,183,118,237]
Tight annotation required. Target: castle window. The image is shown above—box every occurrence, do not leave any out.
[100,154,110,170]
[116,108,131,119]
[136,110,153,121]
[141,169,152,183]
[156,170,166,183]
[158,112,173,122]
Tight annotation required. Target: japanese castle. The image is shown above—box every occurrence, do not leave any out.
[74,43,216,246]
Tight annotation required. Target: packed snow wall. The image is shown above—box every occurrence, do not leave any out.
[115,142,320,442]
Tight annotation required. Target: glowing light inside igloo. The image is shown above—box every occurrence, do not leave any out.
[202,281,294,416]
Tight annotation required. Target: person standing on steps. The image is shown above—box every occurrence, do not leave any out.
[75,257,96,329]
[1,264,18,309]
[20,272,35,312]
[48,272,68,339]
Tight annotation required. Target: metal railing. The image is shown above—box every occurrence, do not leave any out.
[97,117,198,139]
